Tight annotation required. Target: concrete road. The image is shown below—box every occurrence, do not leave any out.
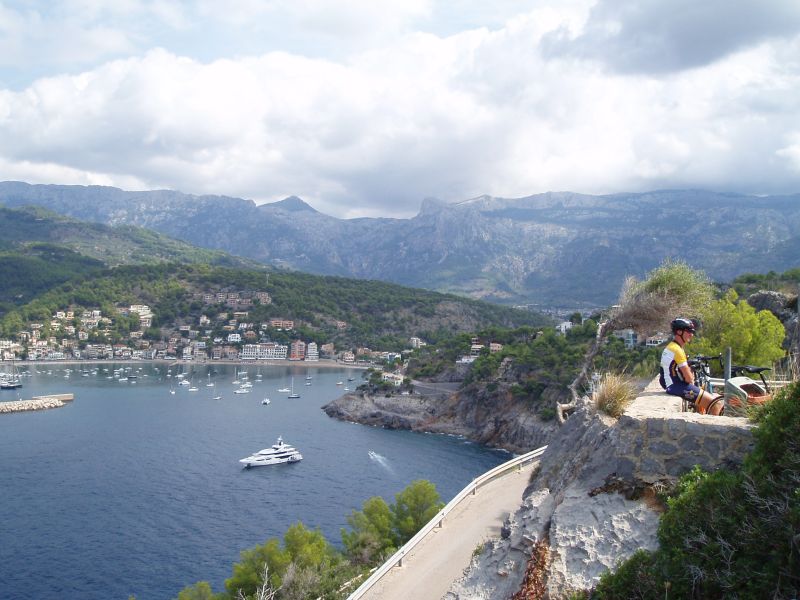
[360,462,537,600]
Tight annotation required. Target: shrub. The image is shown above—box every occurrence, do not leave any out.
[594,373,636,418]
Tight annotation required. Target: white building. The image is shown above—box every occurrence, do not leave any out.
[382,372,404,386]
[305,342,319,361]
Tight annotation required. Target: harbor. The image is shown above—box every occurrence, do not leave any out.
[0,393,74,414]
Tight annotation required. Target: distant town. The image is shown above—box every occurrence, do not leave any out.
[0,288,416,368]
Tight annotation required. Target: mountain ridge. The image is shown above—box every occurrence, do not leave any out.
[2,181,798,306]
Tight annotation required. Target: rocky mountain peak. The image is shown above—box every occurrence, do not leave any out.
[264,196,318,213]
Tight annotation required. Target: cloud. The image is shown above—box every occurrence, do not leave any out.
[0,2,800,218]
[543,0,800,74]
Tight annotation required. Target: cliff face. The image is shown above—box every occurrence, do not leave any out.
[445,380,755,598]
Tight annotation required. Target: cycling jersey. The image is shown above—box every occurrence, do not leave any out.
[659,340,688,389]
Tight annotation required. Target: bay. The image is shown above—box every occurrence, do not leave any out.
[0,363,508,600]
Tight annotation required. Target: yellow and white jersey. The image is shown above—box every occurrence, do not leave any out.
[660,340,688,388]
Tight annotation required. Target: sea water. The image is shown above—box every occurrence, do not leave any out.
[0,363,508,599]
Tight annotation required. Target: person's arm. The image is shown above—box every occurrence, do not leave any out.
[679,363,694,385]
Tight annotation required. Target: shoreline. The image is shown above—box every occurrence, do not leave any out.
[8,358,370,370]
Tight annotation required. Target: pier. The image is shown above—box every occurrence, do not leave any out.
[0,394,74,414]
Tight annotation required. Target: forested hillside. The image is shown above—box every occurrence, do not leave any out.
[0,204,257,273]
[0,263,549,351]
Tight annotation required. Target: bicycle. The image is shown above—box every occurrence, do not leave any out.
[726,364,772,415]
[684,354,722,413]
[729,364,772,393]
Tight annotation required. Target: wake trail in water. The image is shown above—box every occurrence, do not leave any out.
[368,450,395,474]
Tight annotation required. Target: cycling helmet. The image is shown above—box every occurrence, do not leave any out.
[671,317,696,333]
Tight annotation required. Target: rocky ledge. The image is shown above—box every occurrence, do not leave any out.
[322,382,558,454]
[445,379,755,598]
[322,391,440,430]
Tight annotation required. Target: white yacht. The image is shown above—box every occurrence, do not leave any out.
[239,436,302,468]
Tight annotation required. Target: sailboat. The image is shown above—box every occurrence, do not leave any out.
[211,383,221,401]
[0,360,22,389]
[288,377,300,399]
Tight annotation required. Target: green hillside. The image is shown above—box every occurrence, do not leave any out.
[0,204,258,266]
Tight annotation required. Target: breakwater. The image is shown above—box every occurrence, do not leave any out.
[0,394,74,414]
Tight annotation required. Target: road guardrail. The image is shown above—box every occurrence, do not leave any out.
[346,444,548,599]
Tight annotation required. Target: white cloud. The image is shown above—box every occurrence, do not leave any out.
[1,2,800,217]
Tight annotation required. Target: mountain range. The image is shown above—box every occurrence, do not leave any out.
[2,181,798,306]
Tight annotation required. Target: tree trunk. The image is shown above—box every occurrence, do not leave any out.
[557,321,611,424]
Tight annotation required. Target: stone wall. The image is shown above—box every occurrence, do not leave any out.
[614,380,754,482]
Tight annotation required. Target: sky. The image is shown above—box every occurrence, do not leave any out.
[1,0,800,218]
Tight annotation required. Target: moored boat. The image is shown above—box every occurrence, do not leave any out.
[239,436,302,468]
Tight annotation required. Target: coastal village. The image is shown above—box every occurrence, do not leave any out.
[0,288,412,368]
[0,285,673,376]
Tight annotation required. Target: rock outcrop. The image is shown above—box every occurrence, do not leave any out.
[322,383,560,454]
[445,380,755,598]
[748,290,800,363]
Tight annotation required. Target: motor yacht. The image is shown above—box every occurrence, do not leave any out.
[239,436,302,468]
[261,397,271,405]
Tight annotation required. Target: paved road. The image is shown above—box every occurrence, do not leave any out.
[410,379,461,397]
[361,461,537,600]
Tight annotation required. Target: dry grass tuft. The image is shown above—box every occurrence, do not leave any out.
[594,372,637,418]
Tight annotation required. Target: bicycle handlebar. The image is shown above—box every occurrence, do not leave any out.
[692,354,722,363]
[731,365,771,375]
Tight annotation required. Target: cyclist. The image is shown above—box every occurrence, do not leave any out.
[659,317,724,415]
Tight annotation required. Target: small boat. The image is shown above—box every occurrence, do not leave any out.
[262,398,271,405]
[278,387,291,393]
[169,387,176,395]
[336,381,343,386]
[188,386,199,392]
[288,377,300,399]
[239,436,302,468]
[305,375,313,380]
[234,388,250,394]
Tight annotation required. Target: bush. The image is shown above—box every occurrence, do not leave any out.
[594,373,636,418]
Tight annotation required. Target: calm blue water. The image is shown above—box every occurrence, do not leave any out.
[0,363,507,600]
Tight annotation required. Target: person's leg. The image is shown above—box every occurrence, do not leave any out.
[695,388,725,415]
[667,382,724,415]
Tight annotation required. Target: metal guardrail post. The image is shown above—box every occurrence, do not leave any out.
[724,347,732,381]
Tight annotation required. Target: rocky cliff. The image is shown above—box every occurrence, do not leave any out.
[444,380,755,598]
[322,381,560,454]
